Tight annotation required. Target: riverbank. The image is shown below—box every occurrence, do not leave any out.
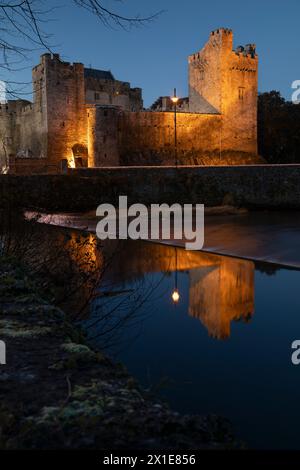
[0,257,237,450]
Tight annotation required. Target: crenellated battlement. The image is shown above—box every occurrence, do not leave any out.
[234,43,257,59]
[39,53,83,69]
[0,103,12,114]
[0,100,31,115]
[32,53,84,80]
[189,27,234,62]
[210,27,232,36]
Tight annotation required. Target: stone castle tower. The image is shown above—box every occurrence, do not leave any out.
[32,54,88,168]
[189,28,258,155]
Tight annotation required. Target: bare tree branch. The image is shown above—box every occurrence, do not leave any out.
[0,0,162,97]
[73,0,163,30]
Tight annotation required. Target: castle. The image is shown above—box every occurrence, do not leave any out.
[0,28,259,174]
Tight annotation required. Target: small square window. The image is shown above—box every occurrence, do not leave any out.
[94,92,100,100]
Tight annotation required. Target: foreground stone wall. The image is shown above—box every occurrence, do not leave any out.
[1,165,300,211]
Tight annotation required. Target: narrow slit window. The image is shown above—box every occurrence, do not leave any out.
[238,87,245,100]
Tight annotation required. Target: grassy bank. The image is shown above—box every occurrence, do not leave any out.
[0,257,237,450]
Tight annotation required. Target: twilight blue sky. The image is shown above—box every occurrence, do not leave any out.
[9,0,300,106]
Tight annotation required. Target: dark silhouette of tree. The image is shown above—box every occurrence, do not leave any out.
[258,91,300,163]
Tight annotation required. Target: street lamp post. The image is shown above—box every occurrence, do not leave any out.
[171,88,179,168]
[170,91,180,304]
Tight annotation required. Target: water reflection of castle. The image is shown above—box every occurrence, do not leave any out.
[62,234,255,339]
[189,257,254,339]
[101,241,255,340]
[10,220,254,338]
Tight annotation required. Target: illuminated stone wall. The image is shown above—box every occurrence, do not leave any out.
[0,97,50,174]
[189,28,258,155]
[87,106,120,167]
[119,111,223,165]
[1,54,88,174]
[34,54,88,169]
[0,28,259,174]
[115,29,259,167]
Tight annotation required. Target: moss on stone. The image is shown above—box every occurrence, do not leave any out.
[0,319,53,338]
[0,258,238,451]
[61,342,104,361]
[28,396,106,427]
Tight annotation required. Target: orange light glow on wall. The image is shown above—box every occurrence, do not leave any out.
[68,156,76,168]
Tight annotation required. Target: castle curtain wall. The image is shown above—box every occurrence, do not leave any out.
[0,101,45,173]
[119,111,222,166]
[87,109,259,167]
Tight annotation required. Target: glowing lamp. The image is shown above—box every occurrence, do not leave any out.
[171,96,179,104]
[172,289,180,303]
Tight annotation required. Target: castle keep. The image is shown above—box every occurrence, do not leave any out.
[0,28,259,174]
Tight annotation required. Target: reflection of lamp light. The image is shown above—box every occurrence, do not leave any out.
[172,289,180,303]
[171,247,180,303]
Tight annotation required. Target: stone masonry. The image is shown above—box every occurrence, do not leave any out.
[0,28,259,174]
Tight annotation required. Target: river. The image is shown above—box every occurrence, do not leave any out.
[12,210,300,449]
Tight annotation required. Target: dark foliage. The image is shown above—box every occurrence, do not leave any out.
[258,91,300,163]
